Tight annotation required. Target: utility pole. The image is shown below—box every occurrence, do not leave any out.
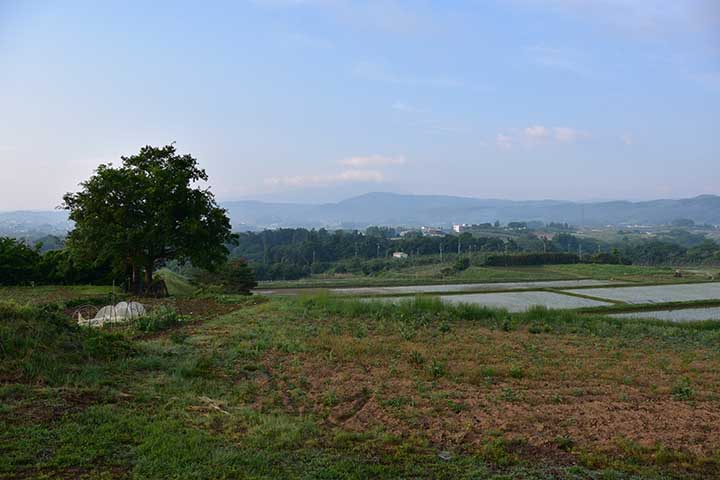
[440,244,444,262]
[376,243,380,258]
[312,250,316,264]
[458,239,461,255]
[263,233,268,264]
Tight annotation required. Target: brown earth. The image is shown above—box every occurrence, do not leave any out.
[250,322,720,470]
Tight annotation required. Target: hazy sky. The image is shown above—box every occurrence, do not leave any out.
[1,0,719,209]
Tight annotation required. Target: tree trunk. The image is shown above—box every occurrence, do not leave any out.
[128,264,141,294]
[144,261,154,287]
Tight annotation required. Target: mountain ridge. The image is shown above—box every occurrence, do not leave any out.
[2,193,719,234]
[220,192,720,229]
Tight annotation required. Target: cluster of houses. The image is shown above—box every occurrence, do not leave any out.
[397,226,445,238]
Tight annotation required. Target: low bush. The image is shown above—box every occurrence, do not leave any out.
[0,300,133,384]
[134,305,182,333]
[671,378,694,401]
[453,257,470,272]
[484,252,579,266]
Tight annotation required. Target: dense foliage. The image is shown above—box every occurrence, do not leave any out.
[0,237,118,286]
[0,237,40,285]
[63,144,236,292]
[484,252,580,266]
[3,224,718,285]
[229,228,720,280]
[191,259,258,294]
[0,301,132,384]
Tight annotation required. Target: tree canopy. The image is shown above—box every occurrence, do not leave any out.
[63,144,236,292]
[0,237,40,285]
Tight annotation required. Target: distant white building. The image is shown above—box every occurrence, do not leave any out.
[453,223,492,233]
[421,226,445,237]
[392,251,409,259]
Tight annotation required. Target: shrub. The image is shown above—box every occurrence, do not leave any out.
[0,237,41,285]
[453,257,470,272]
[429,359,447,378]
[193,259,258,294]
[484,252,579,266]
[408,350,425,366]
[0,300,133,383]
[671,378,694,401]
[554,435,575,451]
[134,306,182,332]
[509,365,524,379]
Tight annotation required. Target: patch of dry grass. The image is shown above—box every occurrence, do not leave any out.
[246,301,720,476]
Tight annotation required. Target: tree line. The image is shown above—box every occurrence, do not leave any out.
[230,228,720,280]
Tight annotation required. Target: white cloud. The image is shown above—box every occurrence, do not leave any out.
[522,125,584,142]
[553,127,582,142]
[392,101,471,134]
[265,153,406,189]
[497,125,587,149]
[526,45,589,75]
[523,125,550,138]
[621,133,634,145]
[339,154,406,167]
[265,169,385,187]
[391,101,422,113]
[353,61,463,88]
[496,134,513,150]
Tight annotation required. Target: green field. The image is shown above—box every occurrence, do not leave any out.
[156,268,198,297]
[260,263,715,290]
[0,284,113,305]
[2,286,720,479]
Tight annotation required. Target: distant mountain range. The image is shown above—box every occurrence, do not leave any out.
[3,193,719,236]
[0,210,72,238]
[221,192,720,229]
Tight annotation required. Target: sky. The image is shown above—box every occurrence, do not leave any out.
[1,0,719,210]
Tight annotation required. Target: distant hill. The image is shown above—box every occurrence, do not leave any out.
[0,210,72,239]
[221,193,720,229]
[3,193,719,235]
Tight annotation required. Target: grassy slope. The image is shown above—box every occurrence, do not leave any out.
[2,292,720,479]
[156,268,197,297]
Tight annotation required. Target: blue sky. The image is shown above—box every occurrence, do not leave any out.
[1,0,719,209]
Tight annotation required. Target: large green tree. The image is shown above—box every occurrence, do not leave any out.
[63,144,236,292]
[0,237,40,285]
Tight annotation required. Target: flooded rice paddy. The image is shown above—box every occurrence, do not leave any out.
[436,291,612,312]
[330,279,622,296]
[609,307,720,322]
[367,291,611,312]
[564,282,720,304]
[361,281,720,316]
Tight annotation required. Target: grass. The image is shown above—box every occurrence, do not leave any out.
[2,287,720,479]
[0,284,113,305]
[156,268,197,297]
[260,263,708,290]
[577,299,720,315]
